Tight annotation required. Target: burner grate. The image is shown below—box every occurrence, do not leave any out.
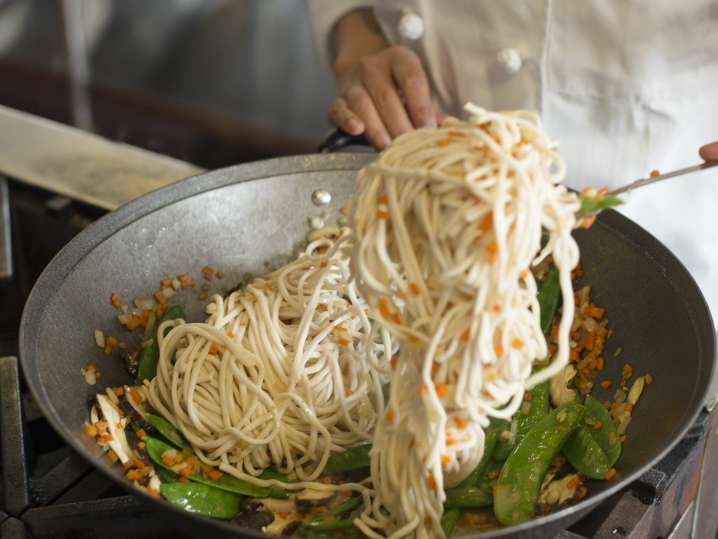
[0,355,712,539]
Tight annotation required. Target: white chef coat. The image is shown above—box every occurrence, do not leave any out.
[310,0,718,320]
[310,0,718,403]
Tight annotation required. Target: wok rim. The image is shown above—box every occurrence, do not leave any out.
[18,153,715,538]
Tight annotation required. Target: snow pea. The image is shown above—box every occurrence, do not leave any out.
[493,381,550,461]
[137,305,184,382]
[538,267,561,335]
[493,401,585,525]
[324,444,371,474]
[445,485,492,509]
[563,395,621,479]
[516,381,551,444]
[329,495,363,516]
[144,412,189,449]
[160,482,241,519]
[144,436,275,498]
[577,194,622,217]
[491,418,513,461]
[441,508,461,537]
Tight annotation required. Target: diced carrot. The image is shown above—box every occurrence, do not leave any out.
[511,338,523,349]
[486,241,498,255]
[622,364,634,379]
[378,304,391,319]
[436,138,452,147]
[520,269,529,279]
[209,343,219,355]
[107,450,118,463]
[570,349,579,361]
[523,392,533,401]
[459,330,470,343]
[593,421,603,430]
[409,282,421,296]
[487,470,499,480]
[578,486,588,499]
[154,291,166,305]
[391,312,401,324]
[179,274,193,288]
[436,384,447,397]
[378,194,388,205]
[620,435,627,443]
[566,476,580,489]
[337,338,351,347]
[601,380,613,390]
[427,473,438,491]
[446,437,456,446]
[492,303,502,313]
[408,335,419,344]
[110,293,122,308]
[99,434,113,443]
[136,429,146,439]
[454,416,466,429]
[146,487,159,497]
[104,336,118,355]
[125,317,142,331]
[391,356,398,369]
[206,469,223,481]
[84,424,98,437]
[440,454,451,466]
[448,130,466,138]
[649,169,660,178]
[130,388,144,405]
[605,468,617,480]
[624,403,634,413]
[137,442,146,449]
[319,260,328,268]
[645,374,654,385]
[494,345,504,357]
[479,212,493,232]
[376,210,388,220]
[155,302,166,318]
[131,458,146,469]
[588,306,605,318]
[418,385,428,395]
[384,410,395,423]
[318,304,328,312]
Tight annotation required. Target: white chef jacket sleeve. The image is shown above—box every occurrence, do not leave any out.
[306,1,379,69]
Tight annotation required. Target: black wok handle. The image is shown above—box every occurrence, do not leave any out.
[319,129,371,153]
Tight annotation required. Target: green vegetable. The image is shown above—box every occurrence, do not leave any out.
[491,418,513,461]
[144,412,189,448]
[493,402,585,525]
[445,485,493,509]
[577,194,622,217]
[160,482,241,519]
[325,444,371,474]
[137,305,184,382]
[329,495,363,516]
[515,381,550,445]
[441,508,461,537]
[537,267,561,334]
[144,436,275,498]
[563,395,621,479]
[258,468,293,499]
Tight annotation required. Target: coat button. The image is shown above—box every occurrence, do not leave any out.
[398,9,424,40]
[497,48,523,75]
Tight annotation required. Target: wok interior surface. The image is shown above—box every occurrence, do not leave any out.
[20,154,715,538]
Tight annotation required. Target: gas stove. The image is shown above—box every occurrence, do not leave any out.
[0,129,717,539]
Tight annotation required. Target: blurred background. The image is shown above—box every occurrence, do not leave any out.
[0,0,335,168]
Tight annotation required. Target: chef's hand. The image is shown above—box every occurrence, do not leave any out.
[699,142,718,161]
[330,9,437,149]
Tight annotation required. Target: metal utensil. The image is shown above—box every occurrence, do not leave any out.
[609,161,718,197]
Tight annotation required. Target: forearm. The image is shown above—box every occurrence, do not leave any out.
[332,9,388,76]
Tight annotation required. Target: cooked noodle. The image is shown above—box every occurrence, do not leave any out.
[350,104,580,538]
[145,230,392,492]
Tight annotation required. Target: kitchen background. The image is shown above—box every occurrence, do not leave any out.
[0,0,335,167]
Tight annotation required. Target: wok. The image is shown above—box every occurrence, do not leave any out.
[19,153,715,538]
